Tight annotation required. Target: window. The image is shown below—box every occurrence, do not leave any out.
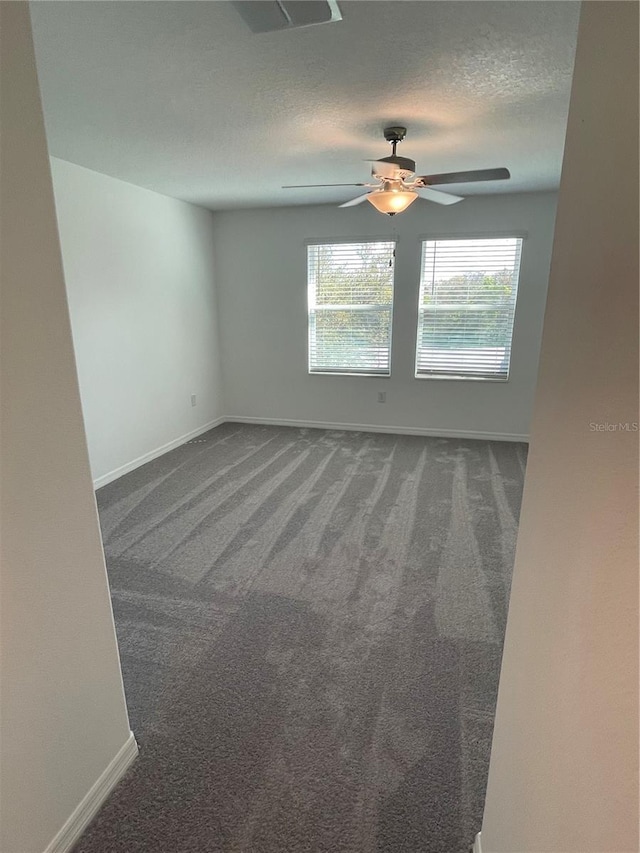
[307,240,395,375]
[415,237,523,380]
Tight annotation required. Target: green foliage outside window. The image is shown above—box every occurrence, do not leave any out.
[421,269,516,350]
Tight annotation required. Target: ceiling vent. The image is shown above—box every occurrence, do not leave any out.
[233,1,342,34]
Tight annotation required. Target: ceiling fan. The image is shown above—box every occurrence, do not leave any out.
[283,126,511,215]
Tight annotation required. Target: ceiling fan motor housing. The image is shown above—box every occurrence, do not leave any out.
[373,154,416,177]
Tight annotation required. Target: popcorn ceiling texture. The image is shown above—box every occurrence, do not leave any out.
[30,2,579,209]
[75,423,525,852]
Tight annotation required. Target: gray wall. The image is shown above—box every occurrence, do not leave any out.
[481,2,639,850]
[51,158,225,486]
[212,192,557,440]
[0,7,132,852]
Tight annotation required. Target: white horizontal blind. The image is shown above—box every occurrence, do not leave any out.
[416,237,523,380]
[308,241,395,375]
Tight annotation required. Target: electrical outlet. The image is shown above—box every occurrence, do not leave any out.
[377,391,386,403]
[190,394,197,407]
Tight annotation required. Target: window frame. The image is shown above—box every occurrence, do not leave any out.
[414,232,526,383]
[306,237,397,378]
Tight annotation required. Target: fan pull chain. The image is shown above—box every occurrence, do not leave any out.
[390,224,399,265]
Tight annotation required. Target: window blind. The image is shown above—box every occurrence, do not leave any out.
[308,241,395,375]
[415,237,523,380]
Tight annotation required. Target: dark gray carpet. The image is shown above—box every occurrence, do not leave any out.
[75,423,526,853]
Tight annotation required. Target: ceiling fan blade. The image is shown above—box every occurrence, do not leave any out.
[418,167,511,186]
[282,182,366,188]
[418,187,464,206]
[339,193,371,208]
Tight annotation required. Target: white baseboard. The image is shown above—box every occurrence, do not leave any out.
[93,417,226,488]
[44,731,138,853]
[226,415,528,444]
[473,831,483,853]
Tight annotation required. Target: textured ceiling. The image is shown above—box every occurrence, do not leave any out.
[30,1,580,210]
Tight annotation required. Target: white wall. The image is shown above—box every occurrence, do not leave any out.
[212,192,557,440]
[50,158,224,486]
[480,2,638,851]
[0,5,134,853]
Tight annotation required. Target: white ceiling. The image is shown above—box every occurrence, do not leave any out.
[30,1,580,210]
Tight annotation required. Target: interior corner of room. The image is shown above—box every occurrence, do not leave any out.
[1,1,638,852]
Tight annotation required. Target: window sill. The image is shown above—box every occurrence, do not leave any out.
[414,374,509,382]
[309,371,391,378]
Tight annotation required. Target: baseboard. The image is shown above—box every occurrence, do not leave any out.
[44,731,138,853]
[93,418,226,488]
[473,831,483,853]
[226,415,529,443]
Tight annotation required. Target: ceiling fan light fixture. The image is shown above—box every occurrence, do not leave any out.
[367,187,418,216]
